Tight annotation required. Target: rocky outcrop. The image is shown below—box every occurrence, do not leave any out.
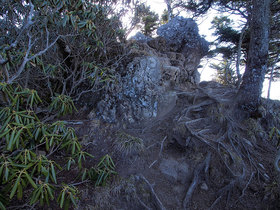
[95,17,209,123]
[130,32,152,43]
[157,17,209,57]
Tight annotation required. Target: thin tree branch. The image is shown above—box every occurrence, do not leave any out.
[3,2,35,52]
[7,35,61,84]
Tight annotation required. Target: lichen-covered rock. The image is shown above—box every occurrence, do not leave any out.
[97,55,177,123]
[157,16,209,57]
[130,32,152,43]
[94,18,209,123]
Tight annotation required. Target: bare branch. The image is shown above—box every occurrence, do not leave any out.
[7,33,33,83]
[236,23,248,87]
[29,35,61,61]
[7,34,61,84]
[3,2,35,52]
[0,55,10,82]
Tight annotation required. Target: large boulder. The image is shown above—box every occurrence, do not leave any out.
[130,32,152,43]
[94,18,209,123]
[96,54,179,123]
[157,16,209,57]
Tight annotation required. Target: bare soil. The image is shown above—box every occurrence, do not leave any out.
[34,81,280,210]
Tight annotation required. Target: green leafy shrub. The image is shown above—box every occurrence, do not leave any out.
[0,0,122,208]
[83,154,117,187]
[30,182,55,206]
[0,83,99,209]
[49,94,77,116]
[57,184,78,209]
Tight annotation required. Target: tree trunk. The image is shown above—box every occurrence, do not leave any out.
[267,66,274,99]
[267,53,279,99]
[237,0,271,116]
[165,0,173,21]
[236,23,247,88]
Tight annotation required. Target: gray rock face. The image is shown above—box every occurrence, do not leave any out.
[130,32,152,43]
[157,16,209,56]
[120,56,162,122]
[96,55,180,123]
[95,18,209,123]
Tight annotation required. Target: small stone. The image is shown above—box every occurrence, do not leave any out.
[200,182,208,191]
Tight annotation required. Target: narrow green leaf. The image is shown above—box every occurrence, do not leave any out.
[14,128,23,144]
[59,191,65,208]
[46,185,54,200]
[4,167,9,181]
[82,169,87,181]
[10,175,21,199]
[51,164,57,184]
[35,128,41,140]
[30,188,41,205]
[0,200,6,210]
[64,197,70,210]
[7,129,16,151]
[67,159,72,171]
[0,129,9,138]
[15,115,20,124]
[17,182,23,200]
[2,116,11,129]
[44,189,50,206]
[0,165,4,177]
[25,172,37,189]
[69,193,77,207]
[30,94,34,107]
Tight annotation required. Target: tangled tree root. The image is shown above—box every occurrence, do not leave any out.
[136,174,166,210]
[183,152,211,209]
[174,82,272,209]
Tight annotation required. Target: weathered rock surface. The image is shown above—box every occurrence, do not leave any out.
[130,32,152,43]
[157,16,209,57]
[95,17,209,123]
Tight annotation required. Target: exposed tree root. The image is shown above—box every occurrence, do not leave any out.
[138,174,166,210]
[210,179,237,209]
[238,172,255,201]
[137,196,153,210]
[149,136,167,168]
[183,152,211,209]
[175,82,270,209]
